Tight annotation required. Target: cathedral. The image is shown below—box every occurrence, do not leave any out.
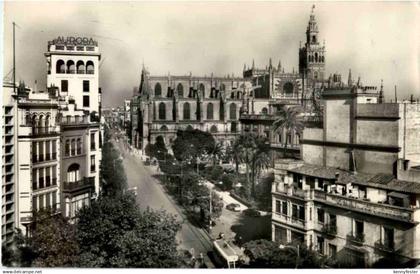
[130,6,328,152]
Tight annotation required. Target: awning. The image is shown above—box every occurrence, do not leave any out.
[388,191,409,199]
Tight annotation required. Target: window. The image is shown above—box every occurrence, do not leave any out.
[71,139,76,156]
[83,80,90,92]
[39,141,44,162]
[383,227,394,249]
[39,195,44,209]
[45,166,51,187]
[275,200,281,213]
[46,192,51,209]
[207,103,214,120]
[32,169,38,190]
[229,103,237,120]
[177,83,184,98]
[283,82,294,97]
[32,196,37,211]
[67,60,75,74]
[39,168,44,189]
[67,163,80,183]
[91,155,96,172]
[65,140,70,156]
[56,60,65,73]
[292,204,298,219]
[299,206,305,220]
[32,141,37,163]
[61,80,68,92]
[274,225,287,244]
[199,83,205,97]
[317,237,324,254]
[329,244,337,259]
[90,133,96,150]
[52,166,57,185]
[317,179,324,189]
[52,191,57,211]
[86,61,94,74]
[317,208,325,223]
[183,102,190,120]
[83,96,90,107]
[354,220,364,236]
[282,201,287,215]
[46,140,51,161]
[155,83,162,97]
[210,125,218,133]
[158,102,166,120]
[77,138,82,154]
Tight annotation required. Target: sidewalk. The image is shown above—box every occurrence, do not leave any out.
[203,181,249,211]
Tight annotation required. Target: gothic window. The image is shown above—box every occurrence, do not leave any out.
[56,60,65,73]
[155,83,162,97]
[167,87,173,98]
[229,103,237,120]
[66,60,75,74]
[183,102,190,120]
[210,125,218,133]
[158,102,166,120]
[283,82,294,97]
[199,83,205,98]
[177,83,184,98]
[160,125,168,131]
[312,35,316,43]
[321,56,325,63]
[315,53,318,63]
[231,92,235,99]
[207,103,214,120]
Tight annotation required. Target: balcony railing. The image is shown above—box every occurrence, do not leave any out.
[63,177,94,193]
[77,70,85,74]
[31,127,58,136]
[347,233,365,246]
[321,223,337,236]
[324,192,415,223]
[86,70,94,74]
[374,240,395,253]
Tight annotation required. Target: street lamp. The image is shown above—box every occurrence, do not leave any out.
[197,181,222,230]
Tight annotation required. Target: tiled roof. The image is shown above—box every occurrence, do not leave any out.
[288,164,420,194]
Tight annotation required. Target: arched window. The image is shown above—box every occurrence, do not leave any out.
[177,83,184,98]
[155,83,162,97]
[71,139,76,155]
[37,115,43,134]
[67,163,80,183]
[45,115,50,133]
[207,103,214,120]
[86,61,94,74]
[158,102,166,120]
[167,87,173,98]
[229,103,237,120]
[261,107,268,115]
[199,83,205,98]
[25,113,31,126]
[76,61,85,74]
[283,82,294,97]
[66,60,75,74]
[210,125,218,133]
[56,60,65,74]
[65,140,70,156]
[237,91,241,99]
[321,56,325,63]
[312,35,316,43]
[315,53,318,63]
[183,102,190,120]
[231,92,235,99]
[160,125,168,131]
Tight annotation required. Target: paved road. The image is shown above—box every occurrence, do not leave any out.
[112,135,215,267]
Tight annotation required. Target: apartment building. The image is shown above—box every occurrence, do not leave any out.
[271,86,420,267]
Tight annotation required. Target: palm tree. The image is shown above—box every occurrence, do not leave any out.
[237,133,257,195]
[209,142,224,166]
[249,135,270,198]
[272,106,304,158]
[229,139,243,175]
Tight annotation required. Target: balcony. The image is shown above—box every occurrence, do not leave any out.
[323,192,416,223]
[240,113,276,121]
[321,223,337,237]
[272,213,306,229]
[63,177,94,193]
[347,233,365,246]
[374,240,395,253]
[31,127,59,137]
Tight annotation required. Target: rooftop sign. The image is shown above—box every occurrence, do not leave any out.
[48,36,98,47]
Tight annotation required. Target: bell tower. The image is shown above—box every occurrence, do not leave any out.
[299,5,325,81]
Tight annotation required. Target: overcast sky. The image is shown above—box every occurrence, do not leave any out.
[3,1,419,107]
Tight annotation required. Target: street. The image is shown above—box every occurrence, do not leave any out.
[111,134,215,267]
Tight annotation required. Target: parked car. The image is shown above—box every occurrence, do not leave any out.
[242,208,261,217]
[226,203,241,212]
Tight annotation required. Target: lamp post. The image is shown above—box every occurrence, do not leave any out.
[198,181,222,230]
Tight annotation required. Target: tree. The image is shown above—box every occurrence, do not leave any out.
[272,106,304,158]
[76,193,181,268]
[209,142,224,166]
[172,129,215,163]
[2,229,36,267]
[100,128,127,196]
[29,210,79,267]
[244,239,325,268]
[250,135,271,195]
[154,135,168,161]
